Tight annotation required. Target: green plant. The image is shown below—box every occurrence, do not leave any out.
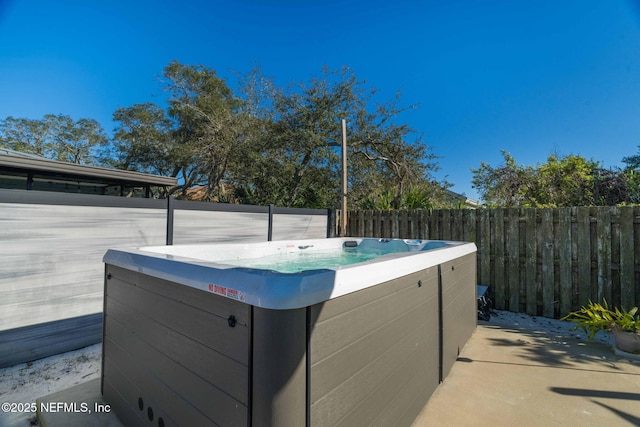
[561,300,640,340]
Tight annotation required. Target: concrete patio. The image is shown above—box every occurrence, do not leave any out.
[414,319,640,426]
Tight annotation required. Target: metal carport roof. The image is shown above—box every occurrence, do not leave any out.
[0,148,176,195]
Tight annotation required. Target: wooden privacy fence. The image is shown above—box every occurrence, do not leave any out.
[342,207,640,318]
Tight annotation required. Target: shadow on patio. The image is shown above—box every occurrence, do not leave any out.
[413,319,640,427]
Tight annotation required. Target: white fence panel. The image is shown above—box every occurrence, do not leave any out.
[272,213,329,240]
[0,190,331,366]
[172,209,269,244]
[0,202,166,330]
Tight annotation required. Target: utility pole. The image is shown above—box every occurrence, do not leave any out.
[341,119,348,236]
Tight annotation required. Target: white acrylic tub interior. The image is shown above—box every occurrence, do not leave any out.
[103,237,477,309]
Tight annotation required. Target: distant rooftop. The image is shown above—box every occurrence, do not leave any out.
[0,148,177,197]
[445,189,482,208]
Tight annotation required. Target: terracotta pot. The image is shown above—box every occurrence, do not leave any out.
[611,324,640,354]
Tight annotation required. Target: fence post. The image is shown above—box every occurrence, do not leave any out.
[326,209,334,238]
[166,196,174,245]
[268,204,274,241]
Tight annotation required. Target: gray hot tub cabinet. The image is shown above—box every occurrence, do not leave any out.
[101,239,477,427]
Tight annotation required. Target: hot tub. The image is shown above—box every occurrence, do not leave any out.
[102,237,477,427]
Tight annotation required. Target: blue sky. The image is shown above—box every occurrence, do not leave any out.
[1,0,640,200]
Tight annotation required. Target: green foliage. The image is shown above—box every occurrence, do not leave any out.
[532,154,598,207]
[231,66,447,208]
[0,116,49,156]
[108,103,174,175]
[360,189,395,210]
[620,146,640,204]
[472,150,635,207]
[358,182,458,210]
[4,61,453,208]
[622,145,640,170]
[401,186,434,210]
[471,150,535,207]
[592,168,635,205]
[561,300,640,340]
[162,61,245,200]
[0,114,108,165]
[622,169,640,205]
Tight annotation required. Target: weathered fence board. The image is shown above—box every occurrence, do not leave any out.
[558,207,572,316]
[478,209,491,293]
[540,209,554,318]
[493,209,506,310]
[576,207,591,308]
[506,209,519,312]
[620,208,634,309]
[524,209,537,315]
[343,206,639,318]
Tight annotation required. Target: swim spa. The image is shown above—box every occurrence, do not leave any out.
[102,237,477,427]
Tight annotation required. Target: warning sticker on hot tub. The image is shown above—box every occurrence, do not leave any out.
[208,284,246,302]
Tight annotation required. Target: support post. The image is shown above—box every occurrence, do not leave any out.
[341,119,348,236]
[268,204,274,241]
[166,196,174,245]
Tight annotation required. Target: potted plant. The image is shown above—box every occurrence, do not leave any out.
[562,300,640,355]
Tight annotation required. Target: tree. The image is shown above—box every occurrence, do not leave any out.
[472,151,634,207]
[0,114,108,165]
[109,103,175,176]
[622,146,640,170]
[68,61,451,208]
[233,66,447,208]
[0,116,50,156]
[533,154,598,207]
[620,146,640,203]
[347,89,446,209]
[592,167,634,205]
[471,150,536,207]
[162,61,246,200]
[45,115,108,164]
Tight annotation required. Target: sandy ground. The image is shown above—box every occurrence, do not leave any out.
[484,309,611,345]
[0,310,612,427]
[0,343,102,427]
